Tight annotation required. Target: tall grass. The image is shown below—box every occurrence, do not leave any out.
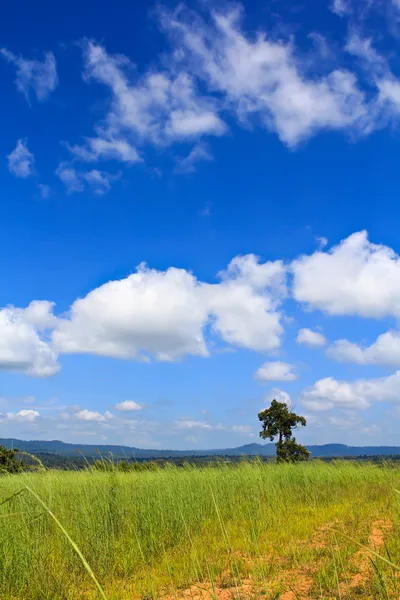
[0,460,399,599]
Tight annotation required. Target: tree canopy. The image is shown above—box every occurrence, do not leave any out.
[258,399,310,463]
[0,445,24,474]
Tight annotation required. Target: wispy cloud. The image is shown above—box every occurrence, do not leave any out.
[56,163,117,194]
[1,49,58,102]
[7,139,34,178]
[175,142,213,173]
[37,183,51,199]
[161,5,369,147]
[330,0,351,16]
[55,163,84,194]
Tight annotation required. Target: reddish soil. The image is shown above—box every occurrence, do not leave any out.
[161,519,394,600]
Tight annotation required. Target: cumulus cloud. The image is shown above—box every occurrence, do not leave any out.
[7,139,34,178]
[52,266,210,361]
[0,253,286,377]
[14,409,39,422]
[296,328,327,347]
[75,409,113,422]
[300,371,400,411]
[15,300,58,330]
[292,231,400,318]
[255,361,297,382]
[1,49,57,102]
[264,388,291,406]
[328,330,400,366]
[52,255,286,362]
[2,409,40,422]
[115,401,143,411]
[0,304,59,377]
[7,229,400,382]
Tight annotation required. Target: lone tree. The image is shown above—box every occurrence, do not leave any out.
[258,399,310,463]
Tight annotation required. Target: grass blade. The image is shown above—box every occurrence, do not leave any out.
[24,484,109,600]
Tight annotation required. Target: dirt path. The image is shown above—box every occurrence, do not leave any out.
[161,519,394,600]
[348,519,393,592]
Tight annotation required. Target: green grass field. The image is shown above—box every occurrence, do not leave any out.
[1,460,400,599]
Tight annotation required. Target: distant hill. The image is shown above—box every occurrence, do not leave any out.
[2,438,400,458]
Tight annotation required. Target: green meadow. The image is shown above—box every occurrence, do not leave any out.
[1,460,400,599]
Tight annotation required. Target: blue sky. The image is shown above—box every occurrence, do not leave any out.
[2,0,400,449]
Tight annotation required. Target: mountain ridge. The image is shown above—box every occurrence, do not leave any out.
[2,438,400,458]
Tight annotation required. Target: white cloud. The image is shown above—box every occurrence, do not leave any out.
[81,170,114,195]
[0,254,285,378]
[5,409,40,422]
[56,163,84,193]
[53,265,210,361]
[56,163,116,194]
[77,39,226,154]
[300,371,400,411]
[331,0,350,16]
[328,330,400,366]
[207,256,285,352]
[67,132,141,164]
[264,388,291,406]
[62,5,383,169]
[296,328,327,347]
[16,300,58,330]
[75,409,112,422]
[15,409,40,422]
[175,142,213,173]
[0,305,59,377]
[1,49,57,102]
[115,400,143,411]
[0,403,158,446]
[52,5,400,180]
[346,33,385,71]
[255,361,297,382]
[292,231,400,318]
[52,255,286,362]
[345,32,400,129]
[8,139,34,178]
[161,6,368,147]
